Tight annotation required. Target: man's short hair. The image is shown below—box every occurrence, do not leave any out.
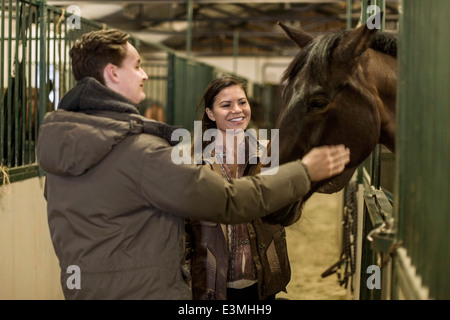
[70,29,130,84]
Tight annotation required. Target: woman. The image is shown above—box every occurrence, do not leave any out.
[187,76,295,300]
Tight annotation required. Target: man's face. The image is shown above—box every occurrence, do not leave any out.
[114,42,148,104]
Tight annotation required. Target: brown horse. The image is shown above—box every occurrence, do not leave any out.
[263,23,397,226]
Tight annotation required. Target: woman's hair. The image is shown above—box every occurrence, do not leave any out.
[70,29,130,84]
[196,76,248,151]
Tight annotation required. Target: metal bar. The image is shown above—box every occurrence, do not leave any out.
[166,53,175,125]
[38,0,47,177]
[0,0,6,164]
[364,190,385,228]
[379,0,386,31]
[66,12,74,94]
[371,144,381,189]
[14,0,20,167]
[361,0,369,24]
[186,0,193,57]
[233,30,238,74]
[20,0,27,166]
[55,11,61,110]
[0,164,40,184]
[51,10,57,110]
[46,5,51,113]
[127,14,342,24]
[34,4,39,149]
[346,0,352,29]
[59,12,66,106]
[39,0,47,128]
[27,2,33,164]
[2,0,10,165]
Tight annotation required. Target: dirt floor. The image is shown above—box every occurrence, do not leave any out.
[276,191,349,300]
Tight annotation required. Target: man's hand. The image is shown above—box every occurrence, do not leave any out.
[301,145,350,182]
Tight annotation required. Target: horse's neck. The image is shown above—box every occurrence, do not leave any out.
[366,49,397,152]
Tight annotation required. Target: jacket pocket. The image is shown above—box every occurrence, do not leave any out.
[192,245,217,300]
[262,227,291,296]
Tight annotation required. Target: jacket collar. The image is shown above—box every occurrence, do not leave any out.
[58,77,139,114]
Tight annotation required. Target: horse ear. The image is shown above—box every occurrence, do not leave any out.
[334,24,378,63]
[277,21,313,49]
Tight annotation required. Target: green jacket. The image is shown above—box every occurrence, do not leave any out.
[36,77,310,300]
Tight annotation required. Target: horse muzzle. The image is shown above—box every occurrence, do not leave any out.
[315,167,357,194]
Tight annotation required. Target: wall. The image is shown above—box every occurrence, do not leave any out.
[196,56,293,84]
[0,177,64,300]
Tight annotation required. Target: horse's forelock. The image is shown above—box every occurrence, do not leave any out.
[281,48,308,85]
[282,30,347,87]
[307,32,346,83]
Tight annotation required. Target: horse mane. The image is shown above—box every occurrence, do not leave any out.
[372,31,397,57]
[282,29,397,85]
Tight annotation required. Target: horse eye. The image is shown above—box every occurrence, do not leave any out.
[309,99,328,110]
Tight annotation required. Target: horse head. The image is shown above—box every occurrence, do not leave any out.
[276,22,397,197]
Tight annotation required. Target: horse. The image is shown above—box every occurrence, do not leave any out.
[2,75,52,168]
[262,22,397,226]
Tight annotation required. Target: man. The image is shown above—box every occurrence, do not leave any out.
[36,29,350,299]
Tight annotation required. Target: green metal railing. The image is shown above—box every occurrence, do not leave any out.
[1,0,103,184]
[394,0,450,300]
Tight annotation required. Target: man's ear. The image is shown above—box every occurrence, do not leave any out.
[103,63,119,84]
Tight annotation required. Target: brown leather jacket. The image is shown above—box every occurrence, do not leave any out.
[188,218,292,300]
[187,154,299,300]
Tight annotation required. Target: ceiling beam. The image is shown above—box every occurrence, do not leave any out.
[47,1,343,4]
[128,13,341,24]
